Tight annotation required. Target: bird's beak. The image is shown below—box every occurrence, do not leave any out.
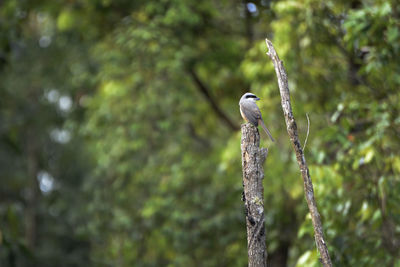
[255,97,260,101]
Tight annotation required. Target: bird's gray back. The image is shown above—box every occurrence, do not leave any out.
[240,99,262,126]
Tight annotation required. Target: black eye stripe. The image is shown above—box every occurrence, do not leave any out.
[246,95,258,98]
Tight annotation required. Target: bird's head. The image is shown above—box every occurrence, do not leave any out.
[241,92,260,102]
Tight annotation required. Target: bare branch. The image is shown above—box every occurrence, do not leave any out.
[265,38,332,267]
[187,68,240,132]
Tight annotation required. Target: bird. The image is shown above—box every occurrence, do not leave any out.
[239,92,275,142]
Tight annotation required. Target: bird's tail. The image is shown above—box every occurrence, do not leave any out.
[259,119,275,142]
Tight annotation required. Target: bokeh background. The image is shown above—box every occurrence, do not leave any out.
[1,0,399,266]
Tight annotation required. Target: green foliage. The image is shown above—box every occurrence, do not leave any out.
[1,0,400,266]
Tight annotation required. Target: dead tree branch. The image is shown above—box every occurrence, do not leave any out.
[241,123,268,267]
[188,68,240,131]
[265,38,332,267]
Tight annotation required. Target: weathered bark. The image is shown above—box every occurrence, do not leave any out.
[265,38,332,267]
[241,123,268,267]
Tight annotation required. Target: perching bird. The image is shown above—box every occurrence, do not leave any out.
[239,92,275,142]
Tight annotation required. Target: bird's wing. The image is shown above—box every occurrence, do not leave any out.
[240,102,261,126]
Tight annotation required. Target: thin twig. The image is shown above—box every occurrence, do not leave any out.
[303,113,310,151]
